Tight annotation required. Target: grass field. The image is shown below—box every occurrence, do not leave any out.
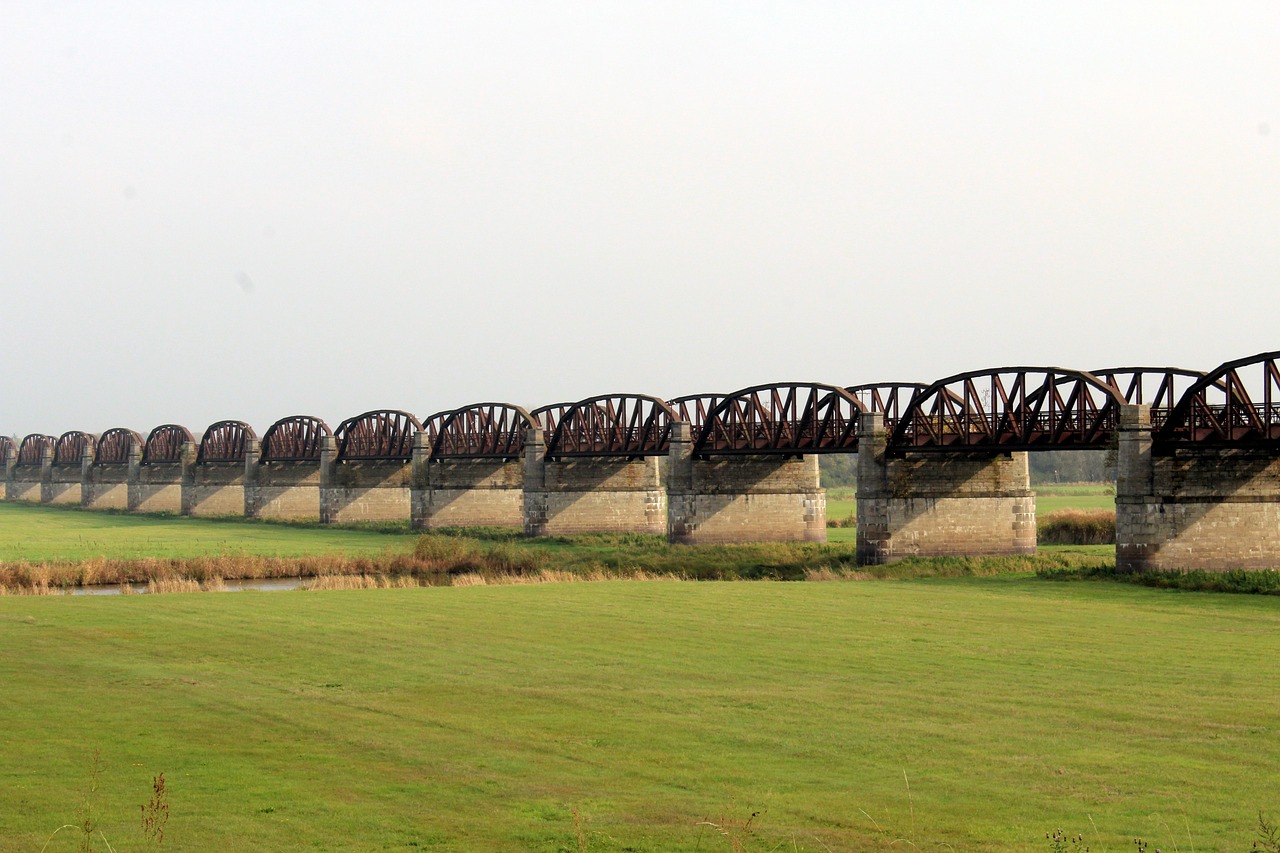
[0,503,417,562]
[825,484,1115,525]
[2,579,1278,851]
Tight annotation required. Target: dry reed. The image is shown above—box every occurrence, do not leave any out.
[1038,509,1116,545]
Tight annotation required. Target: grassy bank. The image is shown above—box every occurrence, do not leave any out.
[825,483,1115,528]
[1,579,1278,850]
[0,502,416,562]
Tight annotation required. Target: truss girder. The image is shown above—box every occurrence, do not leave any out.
[335,410,421,461]
[891,368,1125,452]
[142,425,194,464]
[693,383,865,456]
[547,395,675,458]
[1158,351,1280,448]
[432,403,535,459]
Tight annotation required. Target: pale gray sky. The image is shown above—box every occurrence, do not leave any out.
[3,2,1277,437]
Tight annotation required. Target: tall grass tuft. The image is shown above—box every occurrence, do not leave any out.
[1037,509,1115,545]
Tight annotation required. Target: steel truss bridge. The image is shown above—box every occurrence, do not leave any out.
[8,350,1280,466]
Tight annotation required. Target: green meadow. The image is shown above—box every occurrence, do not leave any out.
[2,579,1278,851]
[825,483,1115,524]
[0,503,417,562]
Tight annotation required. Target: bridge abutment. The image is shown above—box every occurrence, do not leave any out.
[856,413,1036,563]
[1117,404,1280,571]
[523,427,666,536]
[666,423,825,544]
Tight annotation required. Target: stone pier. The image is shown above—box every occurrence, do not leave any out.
[7,445,50,503]
[856,413,1036,563]
[321,437,413,524]
[1116,404,1280,571]
[130,443,194,514]
[185,439,256,517]
[249,456,323,522]
[413,436,524,530]
[523,427,666,536]
[666,422,826,544]
[44,444,90,505]
[85,443,138,510]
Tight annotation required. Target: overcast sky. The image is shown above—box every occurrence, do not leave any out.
[2,2,1277,437]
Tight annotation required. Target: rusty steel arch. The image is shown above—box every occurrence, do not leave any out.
[335,410,422,461]
[54,431,97,465]
[259,415,332,462]
[17,434,55,465]
[546,394,676,457]
[198,420,258,463]
[0,436,14,461]
[1158,351,1280,448]
[96,428,142,464]
[1088,368,1209,430]
[692,383,865,456]
[845,383,929,433]
[667,394,723,434]
[420,409,454,452]
[431,403,535,459]
[530,402,576,438]
[891,367,1125,452]
[142,425,194,464]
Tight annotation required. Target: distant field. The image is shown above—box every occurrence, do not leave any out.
[825,484,1114,524]
[0,503,416,562]
[1,579,1277,851]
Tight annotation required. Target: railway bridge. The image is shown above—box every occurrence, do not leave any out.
[5,350,1279,571]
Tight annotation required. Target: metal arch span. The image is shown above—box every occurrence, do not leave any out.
[96,428,142,464]
[0,436,14,461]
[142,425,195,464]
[1158,351,1280,448]
[260,415,332,462]
[420,410,453,453]
[667,394,723,435]
[692,383,865,456]
[198,420,258,463]
[547,395,676,457]
[1088,368,1208,429]
[54,431,98,465]
[335,410,422,461]
[529,402,577,440]
[845,383,929,434]
[17,434,55,465]
[891,367,1125,452]
[431,403,535,460]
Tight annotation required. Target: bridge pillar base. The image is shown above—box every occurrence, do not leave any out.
[1117,404,1280,572]
[249,461,322,521]
[666,422,825,544]
[856,414,1035,564]
[522,428,665,536]
[413,459,524,530]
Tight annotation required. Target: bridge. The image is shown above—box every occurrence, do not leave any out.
[5,350,1280,572]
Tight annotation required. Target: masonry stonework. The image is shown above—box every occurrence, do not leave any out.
[413,457,524,530]
[856,413,1035,563]
[321,433,413,524]
[129,443,193,514]
[523,427,666,536]
[1116,404,1280,571]
[250,461,323,520]
[666,422,825,544]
